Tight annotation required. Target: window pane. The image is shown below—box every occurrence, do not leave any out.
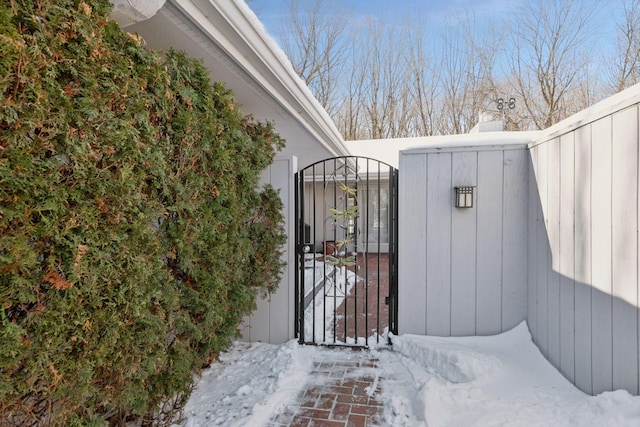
[366,188,389,244]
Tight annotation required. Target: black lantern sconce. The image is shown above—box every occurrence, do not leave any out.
[454,186,474,208]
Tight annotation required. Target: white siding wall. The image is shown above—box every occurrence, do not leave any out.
[398,154,428,334]
[241,156,297,343]
[398,145,529,337]
[528,105,640,395]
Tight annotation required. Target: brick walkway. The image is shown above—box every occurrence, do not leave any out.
[336,253,390,343]
[267,347,383,427]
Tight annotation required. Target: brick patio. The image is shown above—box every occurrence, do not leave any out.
[267,348,384,427]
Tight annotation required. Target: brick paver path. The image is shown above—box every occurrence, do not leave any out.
[268,348,383,427]
[336,253,390,344]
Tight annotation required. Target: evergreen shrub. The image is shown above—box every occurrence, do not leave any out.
[0,0,286,424]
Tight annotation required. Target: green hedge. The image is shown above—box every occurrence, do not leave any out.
[0,0,286,424]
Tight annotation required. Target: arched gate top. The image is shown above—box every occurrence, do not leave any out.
[298,156,398,175]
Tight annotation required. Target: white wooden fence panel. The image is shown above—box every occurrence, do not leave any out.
[547,138,562,367]
[426,153,452,336]
[400,145,529,338]
[574,124,593,394]
[398,87,640,397]
[269,158,295,344]
[451,152,478,336]
[611,106,639,394]
[528,147,539,341]
[591,116,614,394]
[502,149,528,330]
[559,132,576,383]
[535,143,549,355]
[398,153,428,334]
[476,151,504,335]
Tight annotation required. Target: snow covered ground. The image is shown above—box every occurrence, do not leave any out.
[302,256,358,344]
[174,322,640,427]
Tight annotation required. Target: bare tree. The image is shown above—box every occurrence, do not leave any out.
[508,0,598,130]
[347,19,413,139]
[260,0,619,138]
[335,32,367,140]
[437,12,501,134]
[406,19,442,136]
[606,0,640,93]
[277,0,350,118]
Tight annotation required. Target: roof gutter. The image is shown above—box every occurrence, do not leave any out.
[110,0,166,27]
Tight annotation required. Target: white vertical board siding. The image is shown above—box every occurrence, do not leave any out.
[574,124,593,394]
[248,296,271,340]
[451,152,478,336]
[399,145,529,338]
[547,138,562,367]
[398,153,428,335]
[426,153,452,336]
[502,149,528,330]
[535,143,549,356]
[591,116,614,394]
[268,158,296,344]
[612,106,639,394]
[528,96,640,396]
[528,147,539,341]
[476,151,504,335]
[241,157,297,343]
[559,132,576,383]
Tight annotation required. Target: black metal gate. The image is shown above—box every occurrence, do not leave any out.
[294,157,398,346]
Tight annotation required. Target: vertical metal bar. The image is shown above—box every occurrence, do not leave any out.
[390,166,399,335]
[344,157,358,343]
[364,159,370,346]
[353,159,362,343]
[388,165,395,337]
[323,161,328,344]
[351,159,357,345]
[322,163,327,344]
[294,171,300,342]
[296,170,304,344]
[343,158,348,344]
[301,164,316,342]
[376,161,382,343]
[312,164,318,345]
[332,158,338,344]
[393,166,398,335]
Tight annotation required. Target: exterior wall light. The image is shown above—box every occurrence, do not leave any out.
[454,186,474,208]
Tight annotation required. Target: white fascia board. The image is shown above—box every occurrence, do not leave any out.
[169,0,349,158]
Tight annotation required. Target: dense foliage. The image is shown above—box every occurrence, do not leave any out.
[0,0,285,424]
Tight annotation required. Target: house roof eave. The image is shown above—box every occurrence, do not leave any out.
[199,0,349,159]
[115,0,349,167]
